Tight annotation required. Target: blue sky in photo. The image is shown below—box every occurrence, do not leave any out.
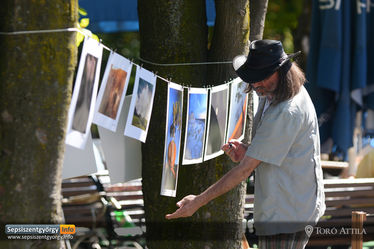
[188,93,208,120]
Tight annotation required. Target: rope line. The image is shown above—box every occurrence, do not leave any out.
[0,27,235,89]
[138,57,232,66]
[0,27,80,35]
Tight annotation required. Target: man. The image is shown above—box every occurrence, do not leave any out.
[166,40,326,249]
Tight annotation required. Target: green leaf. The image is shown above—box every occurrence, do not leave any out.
[76,32,85,47]
[91,34,100,43]
[78,7,87,16]
[79,18,90,28]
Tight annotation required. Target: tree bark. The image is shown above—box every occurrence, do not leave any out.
[0,1,78,249]
[138,0,255,248]
[242,0,269,145]
[249,0,269,42]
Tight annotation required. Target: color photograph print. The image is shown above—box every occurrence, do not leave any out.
[124,66,157,143]
[66,37,103,149]
[161,82,184,197]
[204,84,229,161]
[226,78,248,142]
[182,88,208,165]
[93,52,133,132]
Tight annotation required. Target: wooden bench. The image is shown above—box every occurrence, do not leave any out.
[308,178,374,247]
[244,178,374,247]
[61,173,145,247]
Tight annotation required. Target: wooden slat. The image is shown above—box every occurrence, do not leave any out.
[62,175,92,182]
[325,188,374,198]
[106,185,142,192]
[62,203,104,215]
[62,186,98,197]
[62,181,94,188]
[107,191,143,201]
[324,207,374,217]
[325,197,374,207]
[321,160,349,169]
[118,199,144,206]
[324,178,374,188]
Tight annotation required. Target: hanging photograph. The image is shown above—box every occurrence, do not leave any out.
[66,37,103,149]
[204,84,229,161]
[124,66,157,143]
[182,88,208,165]
[226,78,248,142]
[93,52,132,132]
[161,82,184,197]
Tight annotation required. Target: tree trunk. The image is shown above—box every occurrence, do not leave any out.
[0,1,78,249]
[138,0,260,248]
[249,0,269,42]
[243,0,269,144]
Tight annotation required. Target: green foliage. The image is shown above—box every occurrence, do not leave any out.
[80,18,90,28]
[77,6,140,94]
[98,32,140,62]
[263,0,304,53]
[76,7,99,47]
[78,7,87,16]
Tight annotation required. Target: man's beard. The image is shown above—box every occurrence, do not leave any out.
[253,87,274,97]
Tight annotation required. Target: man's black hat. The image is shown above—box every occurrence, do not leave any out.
[233,40,301,84]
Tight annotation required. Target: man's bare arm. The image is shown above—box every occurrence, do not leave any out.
[165,156,261,219]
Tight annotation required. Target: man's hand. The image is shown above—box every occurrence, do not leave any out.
[165,195,202,219]
[221,140,248,162]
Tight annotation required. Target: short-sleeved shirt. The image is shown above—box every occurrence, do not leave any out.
[246,86,326,235]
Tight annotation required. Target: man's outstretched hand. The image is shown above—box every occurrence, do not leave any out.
[221,140,248,163]
[165,195,202,219]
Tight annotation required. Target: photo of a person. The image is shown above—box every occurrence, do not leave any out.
[72,54,98,133]
[161,83,183,197]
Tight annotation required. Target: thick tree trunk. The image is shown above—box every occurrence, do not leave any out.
[0,1,78,249]
[249,0,269,42]
[204,1,250,249]
[243,0,269,144]
[138,0,253,248]
[138,1,208,248]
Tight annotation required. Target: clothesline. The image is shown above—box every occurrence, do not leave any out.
[0,26,235,89]
[138,56,232,66]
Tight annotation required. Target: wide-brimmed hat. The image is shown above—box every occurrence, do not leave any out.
[233,40,301,84]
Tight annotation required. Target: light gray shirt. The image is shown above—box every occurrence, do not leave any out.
[246,86,326,235]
